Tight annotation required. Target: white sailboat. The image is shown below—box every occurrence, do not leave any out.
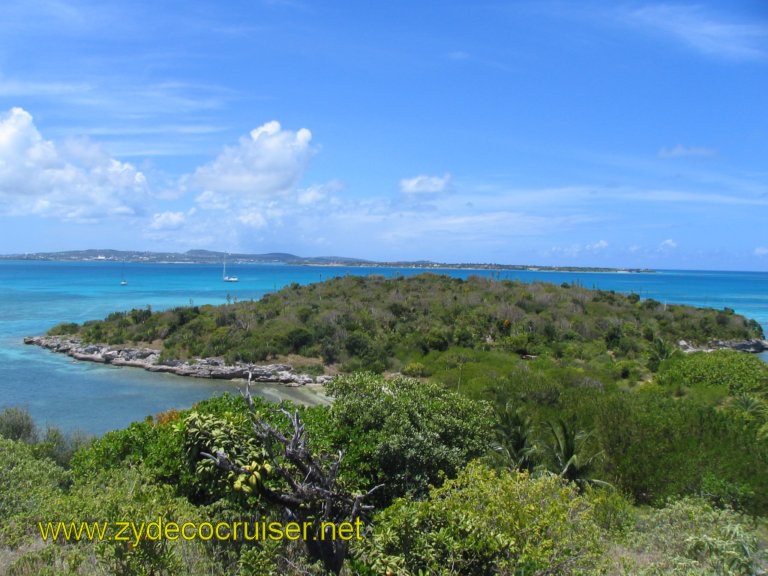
[120,262,128,286]
[223,257,239,282]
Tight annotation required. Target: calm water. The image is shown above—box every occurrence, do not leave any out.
[1,261,766,434]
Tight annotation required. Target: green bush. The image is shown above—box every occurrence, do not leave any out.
[657,350,768,395]
[47,322,81,336]
[33,426,93,468]
[0,437,68,521]
[354,461,604,575]
[0,407,38,443]
[609,497,765,575]
[401,361,428,377]
[593,393,768,513]
[327,373,494,506]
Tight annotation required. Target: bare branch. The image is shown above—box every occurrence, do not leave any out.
[199,368,384,574]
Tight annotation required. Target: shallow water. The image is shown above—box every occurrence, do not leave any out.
[1,261,766,434]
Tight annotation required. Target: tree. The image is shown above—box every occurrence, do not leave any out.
[325,372,494,506]
[0,407,38,443]
[647,336,676,372]
[489,402,538,473]
[186,373,381,574]
[543,417,608,490]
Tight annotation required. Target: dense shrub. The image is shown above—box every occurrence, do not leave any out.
[326,372,494,506]
[49,275,763,392]
[353,461,604,575]
[0,407,38,443]
[593,392,768,513]
[607,497,765,575]
[657,350,768,395]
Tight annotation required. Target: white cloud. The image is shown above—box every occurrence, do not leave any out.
[297,180,343,205]
[195,190,230,210]
[400,173,452,194]
[659,144,717,159]
[548,244,585,258]
[547,239,609,258]
[755,247,768,257]
[587,239,609,251]
[238,210,267,228]
[140,120,344,247]
[188,120,313,197]
[171,120,317,240]
[0,107,147,221]
[658,239,678,251]
[297,187,324,205]
[149,211,186,230]
[629,5,768,61]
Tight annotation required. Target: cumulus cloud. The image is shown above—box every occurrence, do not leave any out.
[0,107,146,221]
[127,118,345,248]
[188,120,313,197]
[296,180,343,206]
[659,144,717,159]
[194,190,230,210]
[178,120,317,239]
[149,211,186,230]
[755,247,768,257]
[658,239,678,251]
[297,187,325,206]
[587,239,609,251]
[237,209,267,228]
[400,173,452,194]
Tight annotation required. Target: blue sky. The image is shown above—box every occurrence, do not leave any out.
[0,1,766,270]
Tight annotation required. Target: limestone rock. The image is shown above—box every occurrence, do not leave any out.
[23,335,324,386]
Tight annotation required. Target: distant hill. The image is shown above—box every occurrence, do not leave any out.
[0,249,372,265]
[0,249,653,273]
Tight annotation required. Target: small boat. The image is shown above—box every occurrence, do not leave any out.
[223,258,239,282]
[120,263,128,285]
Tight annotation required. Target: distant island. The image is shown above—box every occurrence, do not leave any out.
[0,249,654,274]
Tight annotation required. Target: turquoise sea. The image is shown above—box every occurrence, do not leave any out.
[1,260,766,435]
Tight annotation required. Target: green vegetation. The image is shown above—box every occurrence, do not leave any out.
[354,461,604,575]
[3,377,766,574]
[657,349,768,395]
[3,274,767,573]
[325,373,494,507]
[604,497,765,575]
[49,274,762,385]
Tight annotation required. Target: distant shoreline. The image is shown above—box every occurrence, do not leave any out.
[0,249,655,274]
[304,262,654,274]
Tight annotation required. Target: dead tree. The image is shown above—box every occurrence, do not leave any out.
[201,371,382,574]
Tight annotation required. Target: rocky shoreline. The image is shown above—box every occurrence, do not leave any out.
[23,336,333,387]
[677,338,768,354]
[23,335,768,386]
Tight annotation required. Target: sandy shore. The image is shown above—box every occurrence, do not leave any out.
[246,381,333,407]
